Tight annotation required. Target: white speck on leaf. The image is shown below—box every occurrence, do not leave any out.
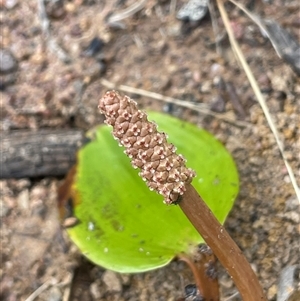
[213,177,220,185]
[88,221,95,231]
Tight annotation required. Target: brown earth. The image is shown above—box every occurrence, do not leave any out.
[1,0,299,301]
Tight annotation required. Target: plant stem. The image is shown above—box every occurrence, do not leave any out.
[179,184,267,301]
[178,245,220,301]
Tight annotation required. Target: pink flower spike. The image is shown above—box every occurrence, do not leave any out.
[98,90,196,204]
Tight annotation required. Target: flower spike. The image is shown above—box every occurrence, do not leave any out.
[98,90,196,204]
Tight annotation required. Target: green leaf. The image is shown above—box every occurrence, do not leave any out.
[65,112,239,273]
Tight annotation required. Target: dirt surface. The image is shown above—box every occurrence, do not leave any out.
[1,0,299,300]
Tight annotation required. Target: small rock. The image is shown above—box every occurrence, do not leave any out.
[64,2,76,13]
[283,127,295,139]
[267,284,277,300]
[163,103,174,114]
[284,103,295,115]
[219,274,234,289]
[277,265,300,301]
[46,0,66,19]
[210,63,224,77]
[84,37,104,57]
[200,80,212,93]
[0,73,17,90]
[249,156,265,166]
[283,212,299,224]
[47,286,62,301]
[230,21,245,40]
[4,0,18,9]
[102,270,122,292]
[285,197,298,211]
[177,0,208,22]
[90,280,103,299]
[166,22,182,37]
[17,189,29,210]
[0,49,18,74]
[258,73,272,93]
[0,199,10,217]
[82,62,106,84]
[119,274,131,286]
[185,284,198,298]
[210,95,226,113]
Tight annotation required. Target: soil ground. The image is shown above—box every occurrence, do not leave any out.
[1,0,299,300]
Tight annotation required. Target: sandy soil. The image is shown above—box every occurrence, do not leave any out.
[1,0,299,300]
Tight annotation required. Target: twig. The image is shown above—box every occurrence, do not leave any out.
[107,0,147,24]
[180,184,267,301]
[226,82,247,119]
[229,0,300,74]
[208,0,222,56]
[223,291,240,301]
[37,0,71,63]
[37,0,50,36]
[25,281,52,301]
[100,78,249,127]
[216,0,300,202]
[170,0,177,16]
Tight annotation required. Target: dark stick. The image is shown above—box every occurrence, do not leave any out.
[1,129,86,178]
[179,184,267,301]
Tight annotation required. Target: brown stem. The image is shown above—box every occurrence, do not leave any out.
[178,244,220,301]
[179,184,267,301]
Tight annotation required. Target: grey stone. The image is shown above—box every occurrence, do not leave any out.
[0,49,18,74]
[102,270,122,292]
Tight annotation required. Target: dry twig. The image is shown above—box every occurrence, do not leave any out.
[107,0,147,25]
[100,78,249,128]
[216,0,300,202]
[25,280,53,301]
[37,0,71,63]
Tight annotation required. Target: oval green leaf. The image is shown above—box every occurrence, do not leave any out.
[65,112,239,273]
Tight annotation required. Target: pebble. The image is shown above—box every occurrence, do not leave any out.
[102,270,122,292]
[284,103,294,115]
[3,0,18,9]
[283,127,295,139]
[218,274,234,289]
[84,37,104,57]
[0,49,18,74]
[17,189,29,210]
[210,95,226,113]
[0,199,10,217]
[277,265,300,301]
[65,2,76,13]
[0,73,16,89]
[285,197,298,211]
[46,0,66,19]
[282,212,300,224]
[166,22,181,37]
[200,80,212,93]
[249,156,265,166]
[90,280,103,299]
[177,0,208,22]
[258,74,272,93]
[47,286,62,301]
[267,284,277,300]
